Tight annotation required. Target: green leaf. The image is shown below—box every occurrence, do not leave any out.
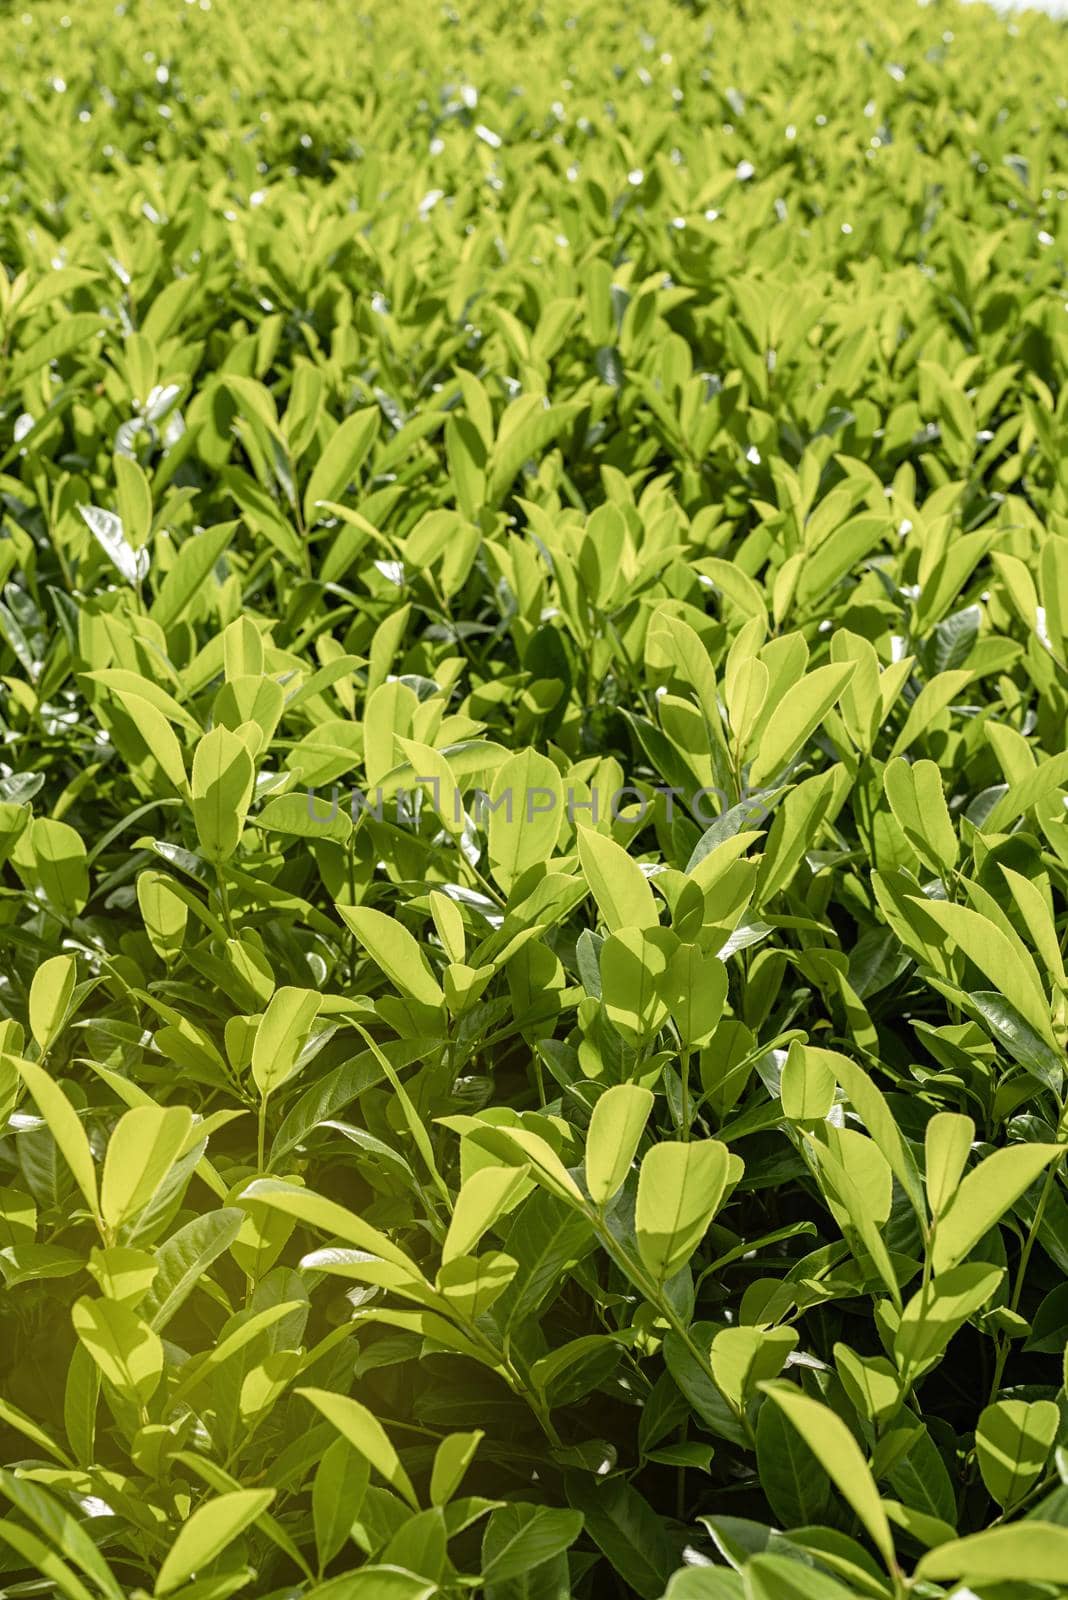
[662,1326,748,1448]
[976,1399,1060,1508]
[475,1125,586,1207]
[239,1178,420,1272]
[932,1142,1061,1273]
[487,750,565,893]
[710,1325,797,1411]
[780,1041,836,1123]
[436,1250,517,1318]
[28,817,89,918]
[0,1516,99,1600]
[63,1341,99,1467]
[480,1503,583,1586]
[71,1295,164,1406]
[744,1554,859,1600]
[748,664,854,785]
[824,1050,926,1224]
[303,407,380,525]
[9,312,103,383]
[895,1263,1004,1373]
[115,453,153,548]
[916,1522,1068,1585]
[833,1344,902,1427]
[757,1383,895,1570]
[113,690,188,792]
[299,1388,419,1509]
[150,523,235,629]
[577,827,659,932]
[101,1105,195,1231]
[80,501,149,583]
[140,1208,245,1331]
[28,954,77,1053]
[663,1571,743,1600]
[887,1424,957,1527]
[0,1471,123,1600]
[175,1453,312,1583]
[0,1397,72,1466]
[258,790,353,843]
[635,1139,732,1283]
[585,1084,653,1206]
[487,399,579,507]
[915,898,1055,1048]
[666,943,728,1051]
[600,927,678,1045]
[429,1430,482,1507]
[11,1055,99,1218]
[442,1167,530,1263]
[337,906,444,1009]
[304,1569,439,1599]
[155,1490,275,1595]
[251,986,323,1096]
[883,757,958,876]
[563,1473,672,1599]
[924,1111,974,1216]
[314,1438,370,1571]
[190,727,255,862]
[380,1506,447,1583]
[968,990,1065,1093]
[754,1397,835,1528]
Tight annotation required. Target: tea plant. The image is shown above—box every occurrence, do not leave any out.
[2,0,1068,1595]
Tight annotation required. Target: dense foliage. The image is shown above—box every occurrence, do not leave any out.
[3,0,1068,1595]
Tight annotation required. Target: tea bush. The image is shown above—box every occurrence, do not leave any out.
[3,0,1068,1595]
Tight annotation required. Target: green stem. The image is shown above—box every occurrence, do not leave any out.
[681,1049,692,1140]
[257,1092,269,1173]
[457,1315,562,1448]
[215,866,236,938]
[591,1219,755,1448]
[986,1152,1064,1405]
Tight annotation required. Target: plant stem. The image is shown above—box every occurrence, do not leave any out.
[257,1092,269,1173]
[986,1152,1064,1405]
[215,866,236,938]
